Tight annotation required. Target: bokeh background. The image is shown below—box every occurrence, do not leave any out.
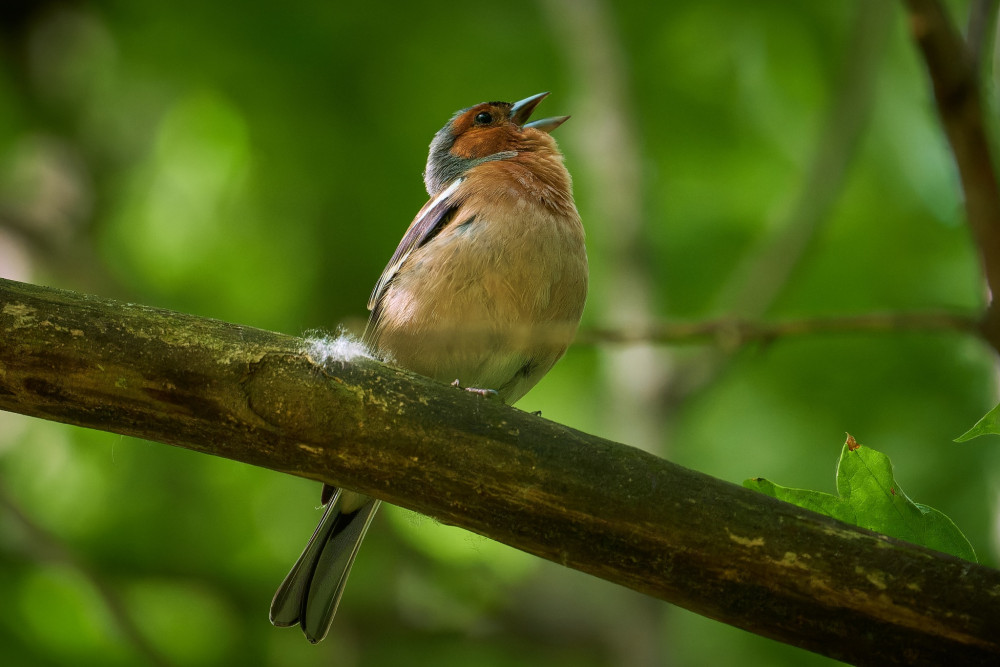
[1,0,998,665]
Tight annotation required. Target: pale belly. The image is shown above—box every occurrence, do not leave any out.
[367,210,587,403]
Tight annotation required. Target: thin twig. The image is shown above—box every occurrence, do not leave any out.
[575,310,980,347]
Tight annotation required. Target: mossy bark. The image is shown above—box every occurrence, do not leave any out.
[1,277,997,666]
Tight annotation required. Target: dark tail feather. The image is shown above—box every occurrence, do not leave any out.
[270,488,380,643]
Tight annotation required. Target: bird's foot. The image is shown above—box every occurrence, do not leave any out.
[451,379,499,399]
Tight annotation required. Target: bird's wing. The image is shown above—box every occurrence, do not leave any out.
[367,177,463,312]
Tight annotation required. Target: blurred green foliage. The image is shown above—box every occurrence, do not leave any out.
[1,1,997,666]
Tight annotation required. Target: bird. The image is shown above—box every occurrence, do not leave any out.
[269,92,588,643]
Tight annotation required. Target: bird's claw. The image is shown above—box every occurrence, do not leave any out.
[451,379,499,399]
[466,387,499,399]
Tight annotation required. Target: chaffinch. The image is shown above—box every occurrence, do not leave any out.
[270,92,588,643]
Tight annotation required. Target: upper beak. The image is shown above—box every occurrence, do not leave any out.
[510,92,570,133]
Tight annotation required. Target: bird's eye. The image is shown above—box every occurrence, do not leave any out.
[474,111,493,125]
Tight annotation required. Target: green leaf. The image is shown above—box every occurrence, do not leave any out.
[744,478,857,524]
[744,439,977,562]
[955,401,1000,441]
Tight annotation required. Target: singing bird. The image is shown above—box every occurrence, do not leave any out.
[270,92,588,643]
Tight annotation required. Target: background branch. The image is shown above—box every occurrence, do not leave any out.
[904,0,1000,351]
[966,0,998,74]
[0,276,997,666]
[576,310,980,347]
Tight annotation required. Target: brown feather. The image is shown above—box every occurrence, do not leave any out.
[366,133,586,403]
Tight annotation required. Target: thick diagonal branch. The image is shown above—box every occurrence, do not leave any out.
[0,276,997,666]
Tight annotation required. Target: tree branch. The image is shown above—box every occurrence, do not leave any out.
[966,0,998,73]
[904,0,1000,351]
[0,277,997,666]
[576,310,980,347]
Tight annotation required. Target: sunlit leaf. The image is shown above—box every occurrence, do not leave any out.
[744,437,977,562]
[955,401,1000,441]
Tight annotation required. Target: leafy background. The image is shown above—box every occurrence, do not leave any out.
[1,1,998,665]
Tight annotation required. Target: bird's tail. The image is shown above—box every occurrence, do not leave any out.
[270,488,380,643]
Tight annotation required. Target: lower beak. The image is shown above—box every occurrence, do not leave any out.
[524,115,570,132]
[510,92,570,133]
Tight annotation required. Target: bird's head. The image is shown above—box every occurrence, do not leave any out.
[424,92,569,196]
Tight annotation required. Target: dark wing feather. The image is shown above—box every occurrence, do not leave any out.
[366,177,463,313]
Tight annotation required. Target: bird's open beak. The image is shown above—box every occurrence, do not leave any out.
[511,92,570,133]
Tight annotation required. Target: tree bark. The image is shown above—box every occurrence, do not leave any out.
[0,276,997,666]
